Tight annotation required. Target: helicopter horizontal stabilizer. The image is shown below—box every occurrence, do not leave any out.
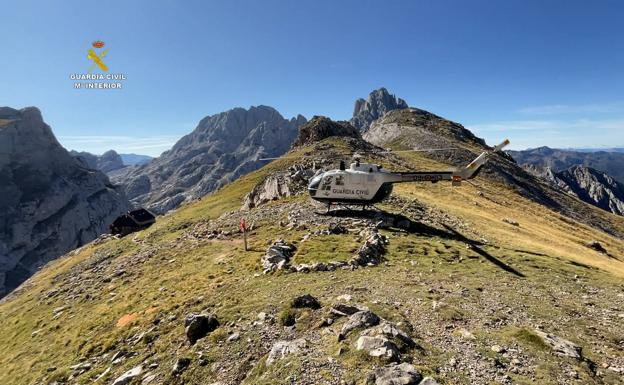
[455,139,509,182]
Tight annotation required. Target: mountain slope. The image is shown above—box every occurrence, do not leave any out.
[0,107,129,298]
[508,146,624,184]
[1,112,623,385]
[112,106,306,213]
[545,165,624,216]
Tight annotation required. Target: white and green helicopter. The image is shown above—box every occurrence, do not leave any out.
[304,139,510,211]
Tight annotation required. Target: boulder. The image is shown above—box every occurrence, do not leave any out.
[243,175,292,210]
[355,336,400,361]
[267,339,307,365]
[363,321,416,348]
[262,241,296,272]
[185,313,219,345]
[366,363,422,385]
[339,310,380,339]
[172,357,191,374]
[351,230,386,267]
[291,294,321,309]
[534,330,582,359]
[328,223,348,234]
[112,365,142,385]
[330,303,362,317]
[586,240,607,254]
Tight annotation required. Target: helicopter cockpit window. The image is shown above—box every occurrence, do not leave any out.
[309,175,322,189]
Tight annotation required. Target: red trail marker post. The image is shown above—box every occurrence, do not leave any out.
[240,217,247,251]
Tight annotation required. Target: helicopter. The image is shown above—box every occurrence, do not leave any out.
[306,139,509,212]
[261,139,509,213]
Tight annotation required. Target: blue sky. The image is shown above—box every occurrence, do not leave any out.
[1,0,623,156]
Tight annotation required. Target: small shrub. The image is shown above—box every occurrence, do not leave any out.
[278,309,297,326]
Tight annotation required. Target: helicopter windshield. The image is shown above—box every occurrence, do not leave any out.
[308,175,322,189]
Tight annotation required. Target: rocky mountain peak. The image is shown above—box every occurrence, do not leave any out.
[0,107,129,298]
[0,107,58,149]
[292,116,361,148]
[113,105,307,213]
[350,87,408,132]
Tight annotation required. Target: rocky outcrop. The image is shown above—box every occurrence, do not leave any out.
[533,330,582,359]
[185,313,220,345]
[242,165,316,210]
[292,116,360,148]
[70,149,125,173]
[0,107,129,298]
[112,106,306,214]
[544,165,624,216]
[243,175,293,210]
[351,88,408,132]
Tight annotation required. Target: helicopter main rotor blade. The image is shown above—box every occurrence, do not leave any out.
[379,147,459,153]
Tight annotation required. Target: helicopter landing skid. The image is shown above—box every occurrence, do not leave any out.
[314,202,372,216]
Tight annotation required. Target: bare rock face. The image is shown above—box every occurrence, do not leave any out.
[366,363,422,385]
[545,165,624,216]
[242,175,292,210]
[351,87,408,132]
[292,116,360,148]
[0,107,129,298]
[113,106,306,214]
[267,339,307,365]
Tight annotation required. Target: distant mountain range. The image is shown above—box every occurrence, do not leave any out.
[69,150,153,173]
[119,153,153,166]
[508,146,624,184]
[567,147,624,153]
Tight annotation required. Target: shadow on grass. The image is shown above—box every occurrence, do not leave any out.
[325,208,526,278]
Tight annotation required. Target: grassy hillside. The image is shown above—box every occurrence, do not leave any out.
[1,138,623,385]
